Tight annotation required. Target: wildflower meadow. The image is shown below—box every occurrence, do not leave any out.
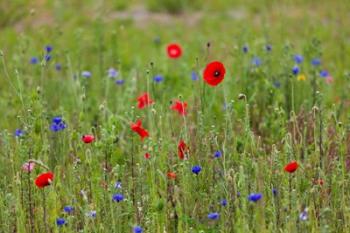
[1,0,350,232]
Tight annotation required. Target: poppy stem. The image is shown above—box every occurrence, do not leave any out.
[289,174,292,211]
[20,171,24,209]
[312,70,317,106]
[27,149,34,233]
[201,81,207,114]
[27,168,34,233]
[104,150,108,187]
[285,74,292,119]
[149,62,155,98]
[103,149,109,219]
[318,98,324,170]
[43,190,48,233]
[131,131,138,222]
[206,42,211,61]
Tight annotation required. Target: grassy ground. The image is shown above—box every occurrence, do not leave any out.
[1,0,350,232]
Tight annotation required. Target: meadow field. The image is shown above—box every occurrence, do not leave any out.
[1,0,350,232]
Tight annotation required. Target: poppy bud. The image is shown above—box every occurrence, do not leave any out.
[238,93,246,100]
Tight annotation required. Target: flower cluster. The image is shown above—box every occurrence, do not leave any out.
[50,116,67,132]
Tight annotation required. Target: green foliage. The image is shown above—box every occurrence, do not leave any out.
[0,0,350,232]
[146,0,201,13]
[0,0,28,27]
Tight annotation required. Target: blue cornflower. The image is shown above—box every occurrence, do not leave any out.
[237,192,241,197]
[50,116,66,132]
[242,45,249,53]
[56,218,66,226]
[45,45,53,53]
[311,58,321,66]
[15,129,24,137]
[115,79,124,85]
[82,71,92,78]
[63,206,74,214]
[55,63,62,71]
[208,212,220,220]
[292,65,300,75]
[192,165,202,175]
[114,181,122,189]
[294,54,303,64]
[191,71,199,81]
[320,70,329,78]
[272,188,278,196]
[108,68,118,78]
[266,44,272,52]
[248,193,262,202]
[133,226,143,233]
[44,54,51,62]
[86,210,96,218]
[52,116,63,124]
[214,150,222,158]
[299,208,308,221]
[153,75,164,83]
[50,123,65,132]
[251,57,261,66]
[220,199,227,207]
[273,81,281,88]
[30,57,39,64]
[112,193,124,202]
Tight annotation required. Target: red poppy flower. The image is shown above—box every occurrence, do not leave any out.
[137,93,154,109]
[284,161,298,173]
[82,134,95,144]
[131,120,149,140]
[167,43,182,59]
[167,172,176,179]
[144,152,151,159]
[170,100,187,116]
[203,61,226,86]
[178,140,188,160]
[35,172,54,188]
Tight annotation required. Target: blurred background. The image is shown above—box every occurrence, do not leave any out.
[1,0,349,60]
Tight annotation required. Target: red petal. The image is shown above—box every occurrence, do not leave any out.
[167,172,176,179]
[203,61,226,86]
[284,161,298,173]
[177,140,188,160]
[131,120,149,140]
[35,172,54,188]
[82,134,95,143]
[137,93,154,109]
[171,100,187,115]
[167,43,182,59]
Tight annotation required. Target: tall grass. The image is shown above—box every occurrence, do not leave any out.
[0,0,350,232]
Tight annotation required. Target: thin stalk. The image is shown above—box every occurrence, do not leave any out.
[27,167,34,233]
[289,174,292,212]
[43,190,48,233]
[318,105,324,170]
[131,133,137,222]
